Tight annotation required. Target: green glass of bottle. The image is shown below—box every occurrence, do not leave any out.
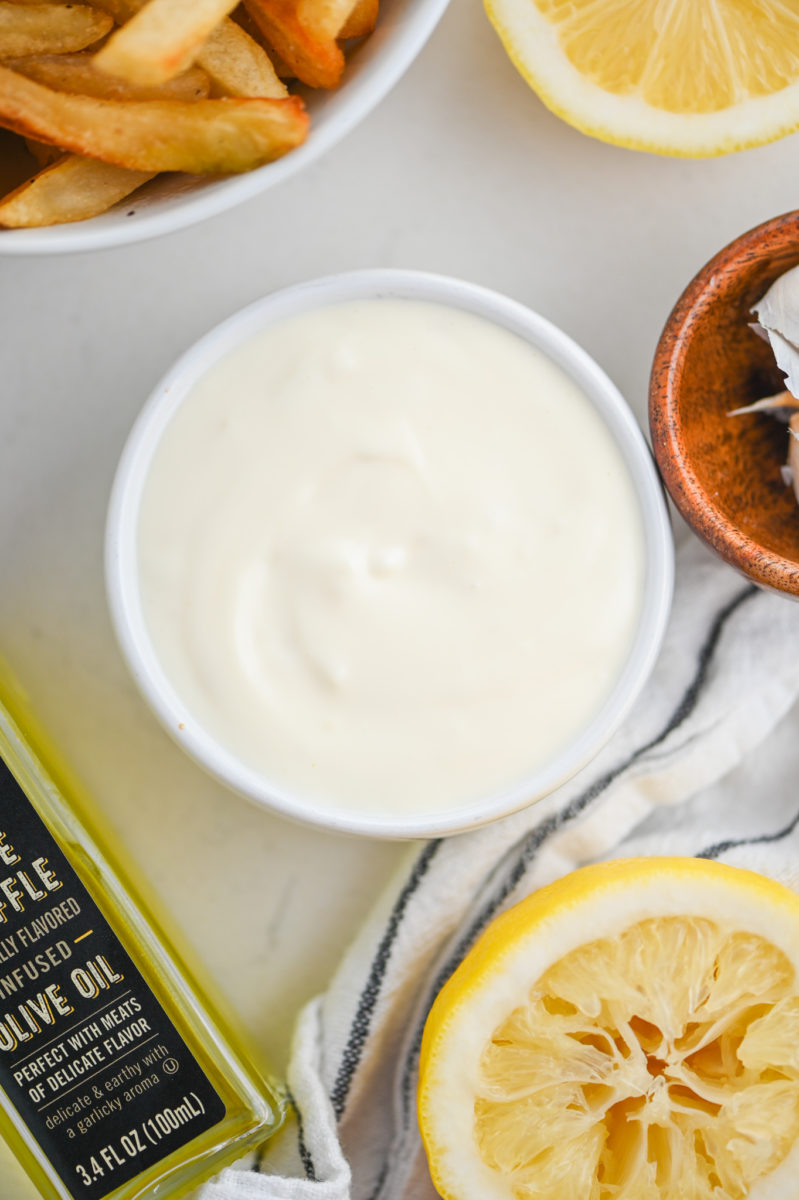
[0,675,284,1200]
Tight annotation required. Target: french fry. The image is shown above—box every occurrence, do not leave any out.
[12,54,211,100]
[0,0,380,227]
[92,0,288,98]
[94,0,240,86]
[24,135,60,166]
[0,3,112,57]
[244,0,344,89]
[233,7,295,77]
[90,0,141,22]
[198,19,286,98]
[0,154,154,225]
[269,52,295,79]
[296,0,357,41]
[339,0,377,39]
[0,65,308,172]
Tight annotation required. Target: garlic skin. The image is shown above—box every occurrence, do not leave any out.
[754,264,799,344]
[728,390,799,420]
[753,264,799,399]
[748,270,799,509]
[790,414,799,506]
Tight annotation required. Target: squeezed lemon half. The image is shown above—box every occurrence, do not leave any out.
[418,858,799,1200]
[484,0,799,156]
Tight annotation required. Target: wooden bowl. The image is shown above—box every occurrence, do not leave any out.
[650,210,799,597]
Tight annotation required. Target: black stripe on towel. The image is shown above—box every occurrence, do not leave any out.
[290,1086,317,1181]
[329,838,442,1119]
[698,800,799,860]
[370,580,759,1198]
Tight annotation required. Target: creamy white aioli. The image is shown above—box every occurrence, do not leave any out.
[137,300,644,816]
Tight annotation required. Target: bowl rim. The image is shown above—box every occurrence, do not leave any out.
[106,268,674,839]
[0,0,451,257]
[649,208,799,597]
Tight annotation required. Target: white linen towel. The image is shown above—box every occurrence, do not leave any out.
[201,537,799,1200]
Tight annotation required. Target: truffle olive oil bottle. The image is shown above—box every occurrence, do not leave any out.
[0,671,284,1200]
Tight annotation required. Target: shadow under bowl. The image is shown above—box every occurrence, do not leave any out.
[650,209,799,597]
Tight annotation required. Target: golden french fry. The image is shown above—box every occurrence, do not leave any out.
[199,19,286,98]
[296,0,357,41]
[0,0,380,227]
[0,65,308,172]
[270,52,295,79]
[89,0,141,22]
[244,0,344,89]
[233,7,294,77]
[339,0,378,39]
[94,0,240,86]
[11,54,210,100]
[24,134,60,165]
[0,3,112,57]
[0,154,154,225]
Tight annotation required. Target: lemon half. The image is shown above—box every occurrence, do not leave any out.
[485,0,799,156]
[418,858,799,1200]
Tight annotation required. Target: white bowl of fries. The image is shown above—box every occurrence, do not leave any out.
[0,0,450,254]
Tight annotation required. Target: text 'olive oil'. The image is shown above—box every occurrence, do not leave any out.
[0,683,284,1200]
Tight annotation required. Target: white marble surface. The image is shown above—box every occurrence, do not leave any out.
[3,0,799,1194]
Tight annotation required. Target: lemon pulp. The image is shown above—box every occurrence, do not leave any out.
[476,916,799,1198]
[538,0,799,115]
[418,860,799,1200]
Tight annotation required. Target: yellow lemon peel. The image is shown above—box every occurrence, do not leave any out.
[484,0,799,157]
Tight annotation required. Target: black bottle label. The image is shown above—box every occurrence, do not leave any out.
[0,756,227,1199]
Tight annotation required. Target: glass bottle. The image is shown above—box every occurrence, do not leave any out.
[0,673,284,1200]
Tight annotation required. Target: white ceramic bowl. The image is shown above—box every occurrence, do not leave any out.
[107,269,674,838]
[0,0,449,256]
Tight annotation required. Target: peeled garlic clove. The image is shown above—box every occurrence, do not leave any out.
[789,415,799,507]
[753,264,799,349]
[760,328,799,399]
[752,268,799,397]
[750,271,799,508]
[728,390,799,420]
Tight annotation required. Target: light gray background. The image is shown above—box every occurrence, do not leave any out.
[2,0,799,1194]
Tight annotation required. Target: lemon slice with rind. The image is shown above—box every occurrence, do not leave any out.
[418,858,799,1200]
[484,0,799,156]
